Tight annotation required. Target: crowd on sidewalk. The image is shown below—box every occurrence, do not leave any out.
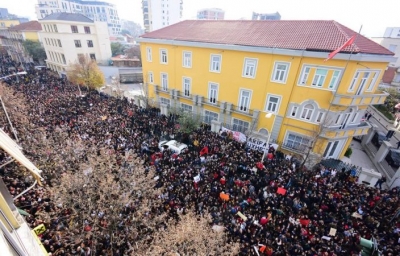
[1,54,400,256]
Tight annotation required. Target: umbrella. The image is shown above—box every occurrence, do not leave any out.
[17,208,30,216]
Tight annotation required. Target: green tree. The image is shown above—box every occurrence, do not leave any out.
[111,42,126,56]
[383,88,399,113]
[176,109,203,134]
[22,40,46,61]
[67,54,105,90]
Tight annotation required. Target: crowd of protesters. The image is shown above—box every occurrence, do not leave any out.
[1,54,400,256]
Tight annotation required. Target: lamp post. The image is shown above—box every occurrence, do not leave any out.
[261,112,275,162]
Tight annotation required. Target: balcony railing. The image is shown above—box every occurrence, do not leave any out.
[332,91,388,106]
[322,121,371,138]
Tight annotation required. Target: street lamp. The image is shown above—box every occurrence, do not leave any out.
[261,112,275,162]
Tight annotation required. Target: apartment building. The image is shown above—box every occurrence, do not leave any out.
[197,8,225,20]
[372,27,400,86]
[138,20,395,160]
[142,0,183,32]
[35,0,121,35]
[252,12,281,20]
[39,12,112,77]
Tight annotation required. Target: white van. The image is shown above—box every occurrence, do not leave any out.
[158,140,188,154]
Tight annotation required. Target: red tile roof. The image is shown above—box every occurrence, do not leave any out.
[141,20,393,56]
[382,67,397,84]
[9,21,42,31]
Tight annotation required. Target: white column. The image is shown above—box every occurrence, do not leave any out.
[374,141,392,163]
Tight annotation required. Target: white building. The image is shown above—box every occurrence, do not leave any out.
[35,0,121,35]
[142,0,183,32]
[252,12,281,21]
[39,12,112,77]
[197,8,225,20]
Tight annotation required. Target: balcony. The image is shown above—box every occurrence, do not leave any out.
[322,121,371,138]
[332,91,388,107]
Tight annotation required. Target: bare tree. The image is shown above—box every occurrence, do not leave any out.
[52,148,165,255]
[141,211,240,256]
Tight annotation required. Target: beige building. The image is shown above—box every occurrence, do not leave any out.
[39,12,112,77]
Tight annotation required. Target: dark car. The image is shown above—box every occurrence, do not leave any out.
[371,131,387,148]
[385,149,400,168]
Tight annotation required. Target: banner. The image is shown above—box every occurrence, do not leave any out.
[221,127,246,143]
[246,136,279,152]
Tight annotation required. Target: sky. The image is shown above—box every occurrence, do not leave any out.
[2,0,400,37]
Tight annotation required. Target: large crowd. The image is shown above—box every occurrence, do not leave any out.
[1,54,400,256]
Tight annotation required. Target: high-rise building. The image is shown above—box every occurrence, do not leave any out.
[252,12,281,20]
[197,8,225,20]
[35,0,121,35]
[142,0,183,32]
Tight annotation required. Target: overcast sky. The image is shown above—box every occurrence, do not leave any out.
[2,0,400,37]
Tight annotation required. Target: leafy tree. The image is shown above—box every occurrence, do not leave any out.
[125,45,142,65]
[176,109,203,134]
[67,55,105,89]
[120,29,131,35]
[111,42,126,56]
[383,88,399,113]
[22,39,46,61]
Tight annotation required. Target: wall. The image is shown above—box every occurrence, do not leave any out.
[371,37,400,67]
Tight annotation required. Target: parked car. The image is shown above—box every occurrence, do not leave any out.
[371,131,387,148]
[158,140,188,154]
[385,149,400,168]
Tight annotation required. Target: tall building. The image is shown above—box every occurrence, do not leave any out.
[371,27,400,86]
[0,8,9,19]
[252,12,281,20]
[35,0,121,35]
[142,0,183,32]
[138,20,394,161]
[197,8,225,20]
[39,12,112,77]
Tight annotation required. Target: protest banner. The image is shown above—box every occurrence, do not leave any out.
[221,127,246,142]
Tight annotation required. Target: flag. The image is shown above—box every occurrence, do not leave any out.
[324,35,356,61]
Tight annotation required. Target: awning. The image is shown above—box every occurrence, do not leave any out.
[0,129,43,185]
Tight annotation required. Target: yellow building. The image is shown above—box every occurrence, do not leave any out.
[0,21,42,63]
[138,20,396,161]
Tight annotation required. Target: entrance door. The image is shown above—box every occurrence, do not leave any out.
[323,140,341,158]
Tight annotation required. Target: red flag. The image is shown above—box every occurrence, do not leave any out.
[324,35,356,61]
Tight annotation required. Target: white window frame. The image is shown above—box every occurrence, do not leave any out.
[182,77,191,97]
[265,94,282,114]
[208,82,219,104]
[335,113,343,125]
[300,104,315,121]
[328,70,341,89]
[209,54,222,73]
[160,97,170,108]
[204,110,219,124]
[182,51,192,68]
[316,112,325,123]
[180,103,193,112]
[146,47,152,62]
[366,71,380,92]
[148,71,154,84]
[350,112,359,123]
[299,66,311,85]
[312,68,328,87]
[160,49,168,64]
[238,89,252,112]
[242,58,258,78]
[290,106,298,117]
[271,62,290,84]
[348,71,360,92]
[161,72,168,91]
[232,118,250,133]
[284,131,311,152]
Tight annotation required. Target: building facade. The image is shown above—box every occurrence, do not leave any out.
[371,27,400,86]
[142,0,183,32]
[1,21,43,63]
[252,12,281,20]
[35,0,121,35]
[197,8,225,20]
[138,20,395,160]
[39,12,112,76]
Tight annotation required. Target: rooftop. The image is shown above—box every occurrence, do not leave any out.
[40,13,93,23]
[141,20,394,56]
[8,21,42,31]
